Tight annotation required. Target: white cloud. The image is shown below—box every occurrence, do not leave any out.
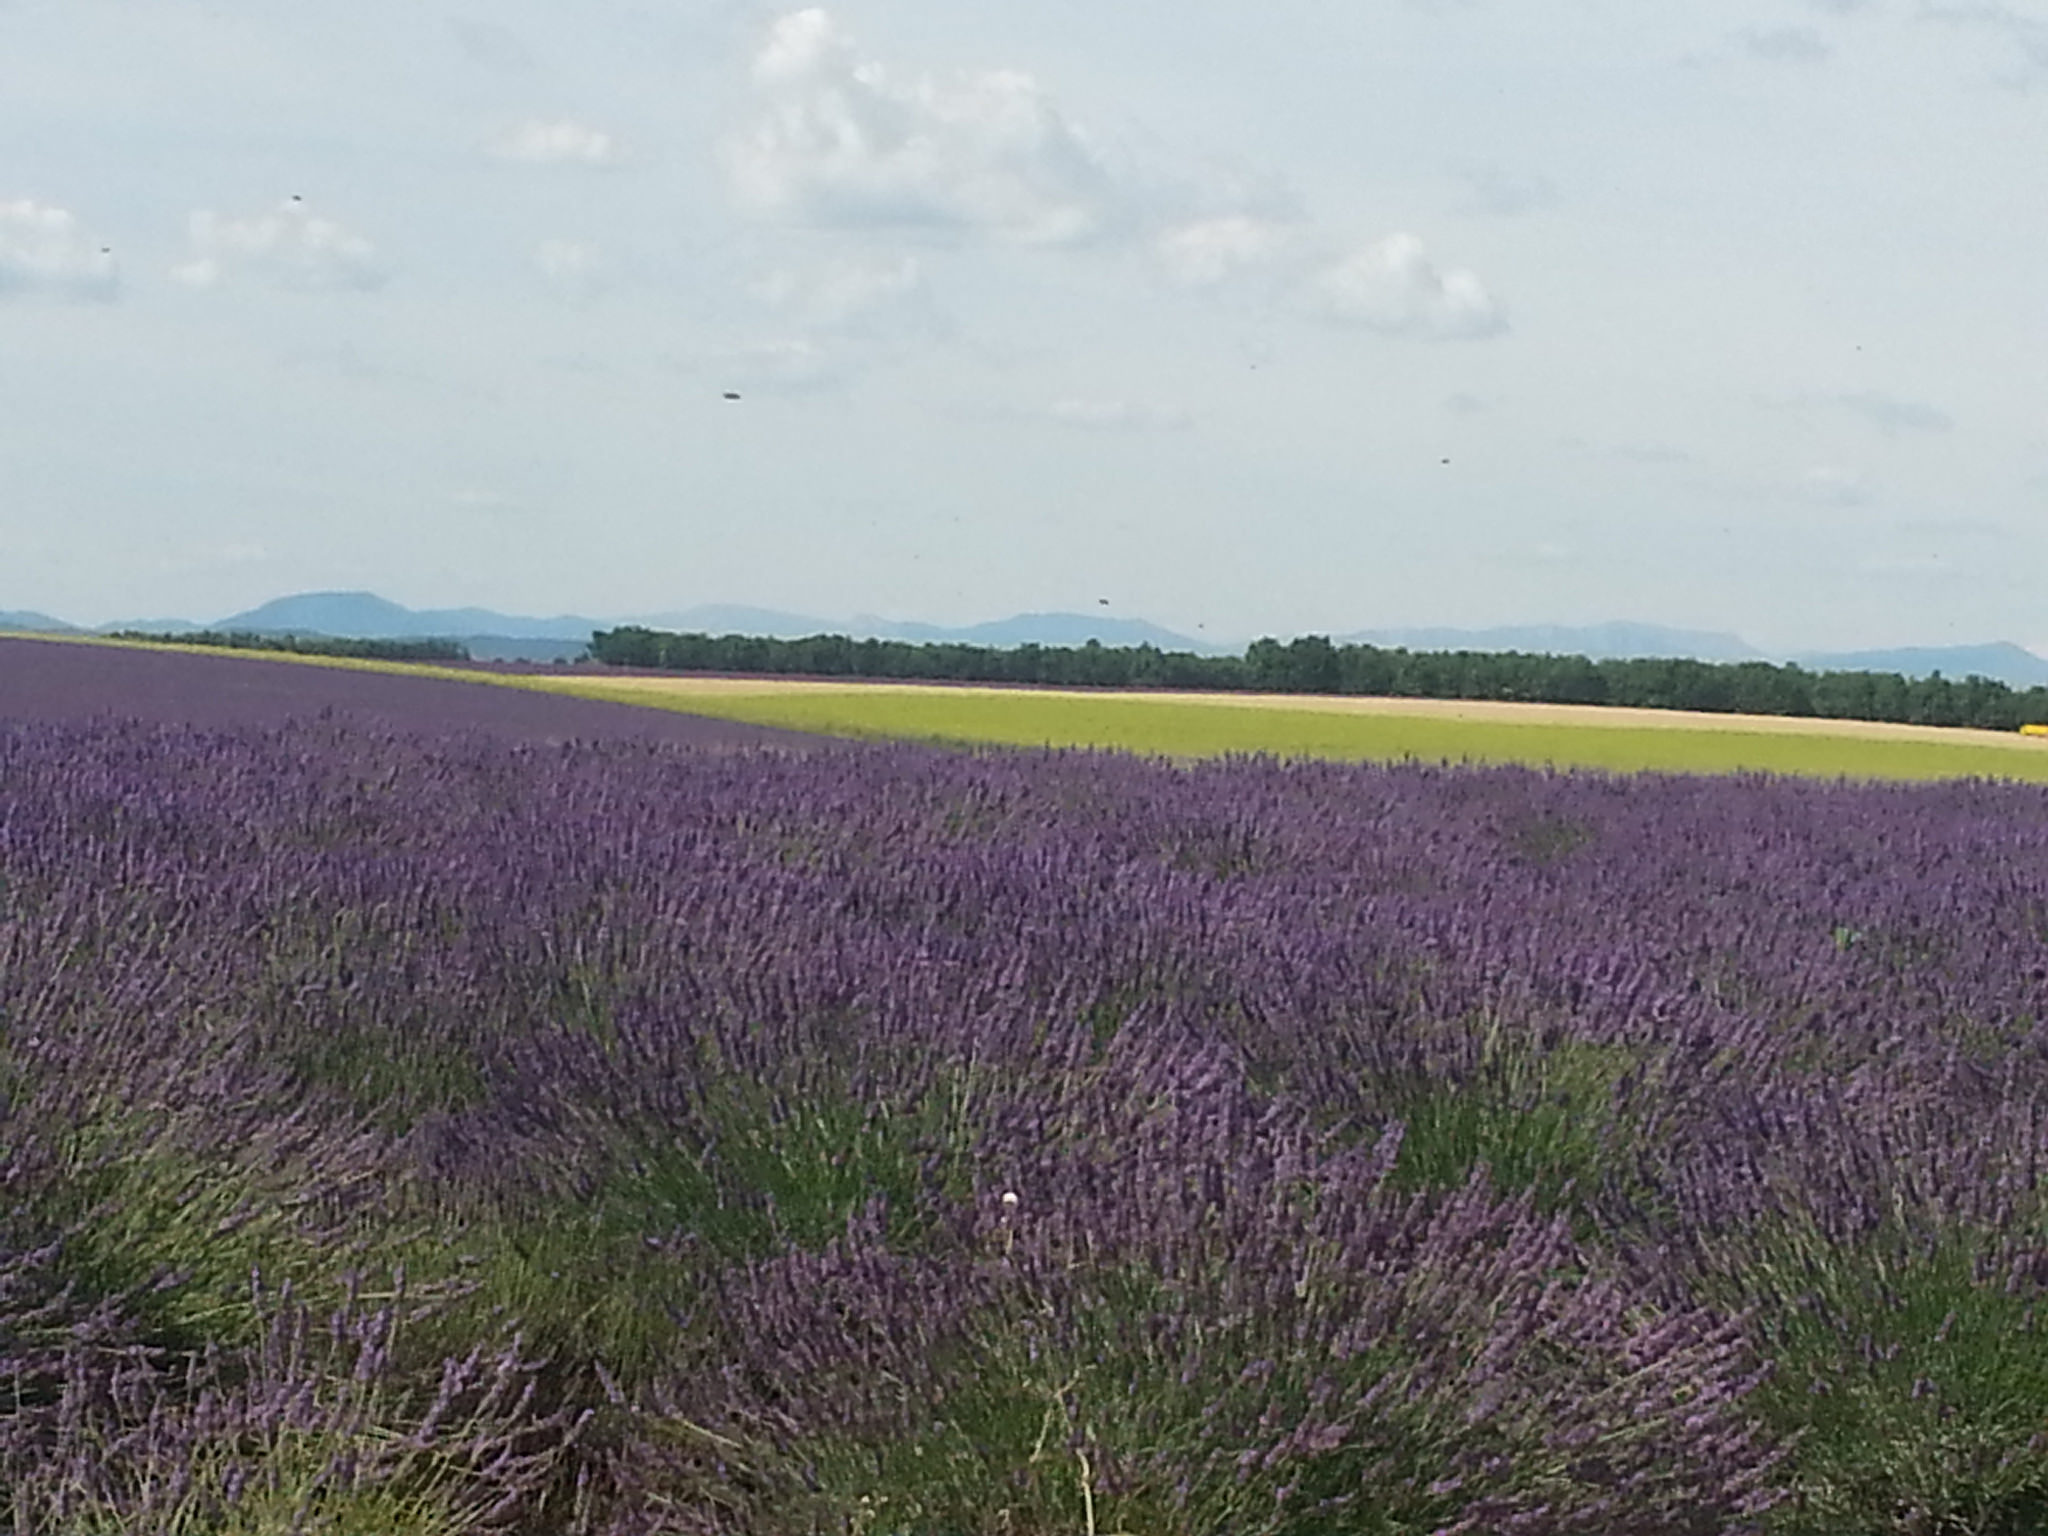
[1154,216,1288,286]
[1799,465,1872,506]
[689,335,844,394]
[728,8,1122,245]
[1920,3,2048,77]
[448,19,534,72]
[536,239,602,298]
[1741,26,1832,63]
[158,540,271,574]
[172,198,385,292]
[1309,233,1506,339]
[491,119,621,166]
[451,488,526,522]
[1451,163,1560,217]
[1836,391,1954,436]
[0,200,117,300]
[1045,398,1191,431]
[751,253,923,324]
[1608,442,1693,465]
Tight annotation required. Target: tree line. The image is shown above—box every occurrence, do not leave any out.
[112,631,473,663]
[588,626,2048,732]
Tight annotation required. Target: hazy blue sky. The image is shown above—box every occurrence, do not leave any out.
[4,0,2046,649]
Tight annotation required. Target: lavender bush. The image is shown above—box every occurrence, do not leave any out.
[5,715,2048,1532]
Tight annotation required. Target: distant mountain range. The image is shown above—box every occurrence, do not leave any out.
[0,609,76,635]
[1341,624,2048,690]
[1786,642,2048,689]
[7,594,2048,689]
[0,592,1226,662]
[220,592,602,643]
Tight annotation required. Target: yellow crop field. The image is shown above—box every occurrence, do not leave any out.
[516,673,2048,784]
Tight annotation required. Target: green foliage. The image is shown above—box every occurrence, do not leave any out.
[781,1267,1469,1536]
[40,1113,362,1351]
[1708,1218,2048,1536]
[33,1272,561,1536]
[1500,812,1596,865]
[596,1078,973,1262]
[108,629,474,663]
[56,1456,473,1536]
[285,1023,488,1135]
[1383,1029,1649,1218]
[417,1061,988,1392]
[391,1207,698,1393]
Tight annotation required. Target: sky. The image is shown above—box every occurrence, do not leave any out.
[3,0,2046,651]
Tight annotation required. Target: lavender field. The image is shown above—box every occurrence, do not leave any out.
[0,636,818,751]
[6,688,2048,1532]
